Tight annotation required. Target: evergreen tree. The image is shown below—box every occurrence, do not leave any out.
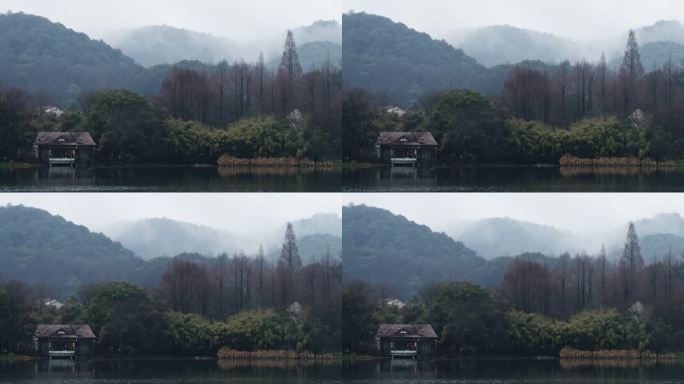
[619,30,644,110]
[276,222,302,305]
[278,30,303,82]
[619,222,644,303]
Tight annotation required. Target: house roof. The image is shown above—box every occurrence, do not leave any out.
[377,132,438,146]
[35,132,96,147]
[35,324,96,339]
[377,324,438,339]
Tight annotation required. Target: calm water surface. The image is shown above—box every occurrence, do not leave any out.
[343,359,684,383]
[2,359,683,383]
[344,166,684,192]
[0,359,342,384]
[0,166,341,192]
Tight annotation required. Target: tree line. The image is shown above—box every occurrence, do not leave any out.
[0,223,342,355]
[344,30,684,163]
[343,222,684,355]
[0,31,341,163]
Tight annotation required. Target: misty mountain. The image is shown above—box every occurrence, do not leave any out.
[0,12,339,106]
[0,205,143,297]
[107,213,341,261]
[447,217,575,259]
[106,19,340,69]
[293,212,341,237]
[108,25,236,67]
[640,233,684,262]
[635,212,684,237]
[343,204,487,297]
[637,20,684,45]
[447,25,577,67]
[0,12,147,104]
[342,12,494,104]
[107,218,237,259]
[293,20,341,45]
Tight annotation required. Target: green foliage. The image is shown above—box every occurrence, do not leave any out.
[0,282,36,352]
[342,282,379,353]
[222,309,289,351]
[428,90,508,162]
[505,310,560,355]
[87,282,166,354]
[224,117,297,158]
[429,282,507,354]
[82,90,168,161]
[164,311,222,355]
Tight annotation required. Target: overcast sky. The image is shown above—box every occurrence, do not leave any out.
[0,193,340,234]
[2,0,341,40]
[344,193,684,233]
[345,0,684,40]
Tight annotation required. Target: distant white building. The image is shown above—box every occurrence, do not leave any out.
[384,106,406,117]
[43,106,64,117]
[44,299,64,309]
[385,298,406,309]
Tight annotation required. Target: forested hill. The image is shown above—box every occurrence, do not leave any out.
[342,204,487,297]
[0,205,143,297]
[0,12,146,104]
[342,12,491,104]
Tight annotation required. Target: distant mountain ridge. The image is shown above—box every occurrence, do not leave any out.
[447,25,577,66]
[342,12,490,104]
[107,20,341,68]
[342,204,486,297]
[106,213,341,261]
[0,204,143,296]
[345,13,684,103]
[108,25,236,67]
[0,12,340,105]
[0,11,145,104]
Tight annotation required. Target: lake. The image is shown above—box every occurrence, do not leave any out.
[343,359,684,383]
[0,359,343,384]
[3,359,683,384]
[0,166,341,192]
[343,166,684,192]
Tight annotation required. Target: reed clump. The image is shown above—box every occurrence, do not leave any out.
[216,348,334,360]
[217,155,334,168]
[559,347,675,360]
[559,155,675,168]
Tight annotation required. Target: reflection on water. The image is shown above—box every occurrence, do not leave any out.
[343,359,684,383]
[344,165,684,192]
[3,358,684,383]
[0,166,341,192]
[0,359,343,383]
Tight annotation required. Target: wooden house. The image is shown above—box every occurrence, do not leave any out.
[34,132,96,166]
[34,324,96,359]
[376,132,438,166]
[376,324,438,358]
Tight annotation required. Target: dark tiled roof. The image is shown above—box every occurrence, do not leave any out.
[377,324,438,339]
[377,132,438,146]
[35,132,96,146]
[35,324,96,339]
